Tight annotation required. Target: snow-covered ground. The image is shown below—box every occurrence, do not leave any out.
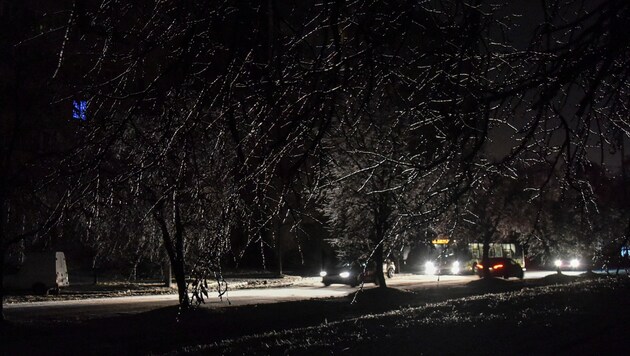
[183,277,630,355]
[3,273,628,355]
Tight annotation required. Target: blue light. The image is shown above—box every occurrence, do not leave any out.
[72,100,87,121]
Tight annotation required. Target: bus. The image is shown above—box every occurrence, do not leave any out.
[416,239,525,275]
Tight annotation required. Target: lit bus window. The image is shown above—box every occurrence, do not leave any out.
[72,100,87,121]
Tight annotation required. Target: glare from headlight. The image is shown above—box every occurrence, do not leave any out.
[425,261,437,275]
[554,259,562,267]
[570,259,579,268]
[320,271,327,277]
[339,271,350,278]
[451,261,460,274]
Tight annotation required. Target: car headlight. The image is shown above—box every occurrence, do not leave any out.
[554,259,562,267]
[339,271,350,278]
[570,259,579,268]
[451,261,460,274]
[425,261,437,275]
[320,271,327,277]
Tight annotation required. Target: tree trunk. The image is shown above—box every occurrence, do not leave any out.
[373,194,389,288]
[275,219,283,277]
[172,198,189,306]
[374,242,386,288]
[154,201,189,307]
[171,253,188,306]
[92,268,99,285]
[276,237,283,277]
[129,262,138,282]
[91,255,99,285]
[162,235,189,307]
[163,252,172,287]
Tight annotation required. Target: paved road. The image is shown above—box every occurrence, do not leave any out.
[3,270,587,322]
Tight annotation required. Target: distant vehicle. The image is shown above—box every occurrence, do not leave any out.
[553,258,581,270]
[321,260,395,287]
[3,252,69,295]
[423,257,468,276]
[416,239,525,275]
[476,257,524,279]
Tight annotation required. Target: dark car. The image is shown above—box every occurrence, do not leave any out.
[320,260,395,287]
[475,257,524,279]
[320,262,372,287]
[424,257,471,275]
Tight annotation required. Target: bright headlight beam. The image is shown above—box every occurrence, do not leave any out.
[319,271,327,277]
[451,261,460,274]
[339,271,350,278]
[570,259,579,268]
[425,261,437,275]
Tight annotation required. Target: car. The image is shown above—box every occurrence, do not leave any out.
[384,259,396,278]
[475,257,524,279]
[553,258,580,270]
[423,258,468,275]
[320,260,396,287]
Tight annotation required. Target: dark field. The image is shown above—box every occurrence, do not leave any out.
[2,276,629,355]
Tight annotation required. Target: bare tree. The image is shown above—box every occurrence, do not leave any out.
[316,0,525,286]
[57,0,349,307]
[40,0,630,307]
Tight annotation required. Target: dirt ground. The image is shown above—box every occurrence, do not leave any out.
[2,273,629,355]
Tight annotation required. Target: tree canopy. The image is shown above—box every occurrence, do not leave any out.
[1,0,629,317]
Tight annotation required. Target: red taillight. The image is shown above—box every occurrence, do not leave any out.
[492,264,504,269]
